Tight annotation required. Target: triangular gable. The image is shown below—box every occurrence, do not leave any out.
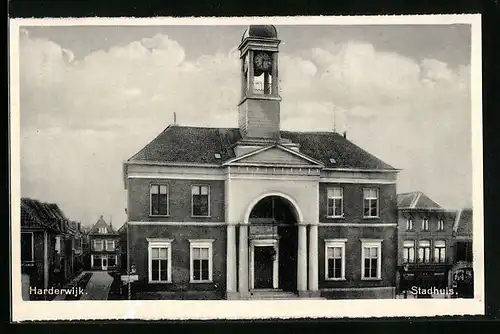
[223,145,324,167]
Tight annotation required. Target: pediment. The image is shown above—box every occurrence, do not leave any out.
[224,145,323,167]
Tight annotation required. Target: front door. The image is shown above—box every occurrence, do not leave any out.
[102,256,108,271]
[254,246,274,289]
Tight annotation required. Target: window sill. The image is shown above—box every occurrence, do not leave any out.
[363,216,380,219]
[325,278,346,281]
[361,277,382,281]
[149,215,171,218]
[148,281,172,284]
[190,280,214,284]
[191,215,211,218]
[326,215,344,219]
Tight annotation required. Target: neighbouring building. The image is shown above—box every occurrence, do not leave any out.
[21,198,82,300]
[396,192,455,295]
[118,222,128,272]
[450,208,473,298]
[123,25,399,300]
[88,216,121,271]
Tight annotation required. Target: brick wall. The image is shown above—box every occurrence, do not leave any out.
[128,224,227,293]
[127,178,225,222]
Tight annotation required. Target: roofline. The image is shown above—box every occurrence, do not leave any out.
[322,167,400,173]
[124,160,221,168]
[397,207,447,212]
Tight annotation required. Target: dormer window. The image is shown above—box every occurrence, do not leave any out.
[99,228,107,234]
[214,153,221,159]
[329,158,336,164]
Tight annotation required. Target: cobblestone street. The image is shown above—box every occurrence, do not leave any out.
[79,271,114,300]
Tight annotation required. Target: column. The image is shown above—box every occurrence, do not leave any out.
[226,224,237,296]
[272,52,279,96]
[297,224,308,292]
[308,224,319,291]
[238,224,249,294]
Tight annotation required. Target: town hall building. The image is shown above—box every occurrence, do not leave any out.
[123,25,399,299]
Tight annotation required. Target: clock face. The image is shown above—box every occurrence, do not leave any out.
[254,52,272,72]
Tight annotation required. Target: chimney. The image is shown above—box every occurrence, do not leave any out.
[343,131,347,139]
[173,112,177,125]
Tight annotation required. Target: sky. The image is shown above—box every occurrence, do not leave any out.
[18,23,473,228]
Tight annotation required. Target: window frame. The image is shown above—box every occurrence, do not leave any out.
[422,218,429,231]
[418,240,431,263]
[93,239,103,251]
[326,188,344,218]
[402,240,415,263]
[434,240,446,263]
[361,239,382,280]
[147,238,173,284]
[191,184,211,217]
[437,219,444,231]
[363,188,379,218]
[149,183,170,217]
[21,231,34,262]
[406,218,414,231]
[189,239,214,283]
[324,239,347,281]
[105,240,115,251]
[98,227,107,234]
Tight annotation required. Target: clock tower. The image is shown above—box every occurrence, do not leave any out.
[238,25,282,141]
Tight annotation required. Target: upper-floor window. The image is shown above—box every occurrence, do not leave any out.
[456,241,473,262]
[192,185,210,217]
[437,219,444,231]
[151,184,169,216]
[325,239,347,280]
[422,219,429,231]
[106,240,115,251]
[189,239,214,283]
[406,219,414,231]
[93,239,103,251]
[403,240,415,263]
[418,240,431,263]
[361,239,382,280]
[434,240,446,263]
[327,188,344,217]
[363,188,379,217]
[21,232,34,262]
[98,228,107,234]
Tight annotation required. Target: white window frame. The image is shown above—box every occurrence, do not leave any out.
[189,239,214,283]
[150,184,170,217]
[403,240,415,263]
[108,255,118,267]
[21,232,34,262]
[98,227,107,234]
[418,240,431,263]
[191,185,211,217]
[434,240,446,263]
[437,219,444,231]
[147,238,173,283]
[326,188,344,218]
[406,218,414,231]
[361,239,382,280]
[93,239,103,251]
[105,240,115,251]
[422,219,429,231]
[324,239,347,281]
[363,188,379,218]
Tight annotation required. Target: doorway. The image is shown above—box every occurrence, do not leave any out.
[102,256,108,271]
[250,239,278,289]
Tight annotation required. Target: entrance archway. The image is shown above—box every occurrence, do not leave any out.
[247,195,299,292]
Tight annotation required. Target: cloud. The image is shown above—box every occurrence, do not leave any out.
[18,31,472,226]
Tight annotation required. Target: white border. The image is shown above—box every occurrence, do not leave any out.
[10,14,484,321]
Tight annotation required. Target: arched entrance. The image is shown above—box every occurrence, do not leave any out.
[247,195,298,292]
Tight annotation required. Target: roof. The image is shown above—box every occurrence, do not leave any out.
[21,198,79,234]
[242,25,278,41]
[454,208,473,237]
[127,126,396,170]
[397,191,442,210]
[89,216,118,235]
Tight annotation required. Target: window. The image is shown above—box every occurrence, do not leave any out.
[434,240,446,263]
[363,188,379,217]
[55,236,61,253]
[21,232,34,262]
[189,239,214,282]
[98,227,107,234]
[361,239,382,280]
[105,240,115,251]
[418,240,431,263]
[92,254,102,267]
[403,240,415,263]
[325,239,347,280]
[192,185,210,217]
[406,219,414,231]
[148,239,172,283]
[108,255,117,267]
[422,219,429,231]
[93,239,103,251]
[151,184,169,216]
[437,219,444,231]
[456,241,473,262]
[327,188,343,217]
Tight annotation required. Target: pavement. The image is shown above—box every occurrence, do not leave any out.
[80,271,114,300]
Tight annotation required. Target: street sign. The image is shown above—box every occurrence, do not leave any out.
[121,275,139,283]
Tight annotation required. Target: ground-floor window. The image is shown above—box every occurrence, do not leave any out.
[148,238,172,283]
[361,239,382,280]
[21,232,34,262]
[92,254,102,267]
[189,239,214,283]
[108,255,117,267]
[324,239,346,280]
